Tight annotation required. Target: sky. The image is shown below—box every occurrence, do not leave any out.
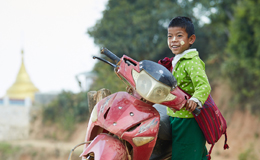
[0,0,108,97]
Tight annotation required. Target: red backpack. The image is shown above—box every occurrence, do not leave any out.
[193,94,229,159]
[159,57,229,160]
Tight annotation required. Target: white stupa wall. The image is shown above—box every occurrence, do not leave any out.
[0,97,31,141]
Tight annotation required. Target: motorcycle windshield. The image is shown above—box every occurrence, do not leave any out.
[139,60,177,88]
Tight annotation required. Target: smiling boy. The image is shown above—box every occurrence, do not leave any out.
[159,16,211,160]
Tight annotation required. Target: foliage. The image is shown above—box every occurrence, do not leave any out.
[223,0,260,109]
[0,142,21,160]
[42,91,89,131]
[238,145,257,160]
[0,143,81,160]
[196,0,238,80]
[89,62,127,93]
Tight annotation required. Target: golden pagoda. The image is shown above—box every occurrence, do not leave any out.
[6,50,39,100]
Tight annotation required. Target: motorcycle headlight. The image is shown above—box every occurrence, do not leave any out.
[132,69,176,103]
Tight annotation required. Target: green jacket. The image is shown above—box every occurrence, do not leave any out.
[167,50,211,118]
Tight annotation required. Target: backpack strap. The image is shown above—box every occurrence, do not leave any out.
[207,144,214,160]
[207,131,229,160]
[224,131,229,150]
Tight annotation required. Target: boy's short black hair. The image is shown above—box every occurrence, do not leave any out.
[168,16,195,38]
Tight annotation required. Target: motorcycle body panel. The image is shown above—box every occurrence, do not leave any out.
[80,134,128,160]
[116,55,140,88]
[161,86,190,110]
[81,92,160,160]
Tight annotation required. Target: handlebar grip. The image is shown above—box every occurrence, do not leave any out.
[192,108,201,116]
[101,47,120,64]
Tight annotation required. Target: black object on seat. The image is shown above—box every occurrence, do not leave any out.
[150,104,172,160]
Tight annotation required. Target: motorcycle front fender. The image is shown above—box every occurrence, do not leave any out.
[80,133,128,160]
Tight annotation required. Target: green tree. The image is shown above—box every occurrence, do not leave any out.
[223,0,260,110]
[89,61,127,93]
[88,0,222,61]
[43,91,89,130]
[197,0,238,78]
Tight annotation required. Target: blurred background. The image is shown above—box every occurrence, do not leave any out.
[0,0,260,160]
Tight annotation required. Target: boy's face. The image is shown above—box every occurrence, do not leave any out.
[167,27,196,55]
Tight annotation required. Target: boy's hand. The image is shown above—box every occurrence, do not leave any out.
[185,100,197,112]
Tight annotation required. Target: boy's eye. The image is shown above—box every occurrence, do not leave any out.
[168,36,172,38]
[177,35,183,37]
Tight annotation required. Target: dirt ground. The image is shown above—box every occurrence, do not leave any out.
[3,82,260,160]
[7,121,88,160]
[209,82,260,160]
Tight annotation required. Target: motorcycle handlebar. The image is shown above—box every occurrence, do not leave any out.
[192,107,201,116]
[101,47,120,64]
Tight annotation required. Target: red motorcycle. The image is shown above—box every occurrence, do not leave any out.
[68,48,200,160]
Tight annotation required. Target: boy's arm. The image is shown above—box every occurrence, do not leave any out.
[185,56,211,105]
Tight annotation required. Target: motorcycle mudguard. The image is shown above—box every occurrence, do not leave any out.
[80,133,128,160]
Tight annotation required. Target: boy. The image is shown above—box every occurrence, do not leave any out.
[159,16,210,160]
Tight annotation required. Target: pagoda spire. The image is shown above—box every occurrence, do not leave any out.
[6,49,39,100]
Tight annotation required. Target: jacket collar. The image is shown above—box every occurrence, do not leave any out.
[180,49,198,59]
[172,49,198,69]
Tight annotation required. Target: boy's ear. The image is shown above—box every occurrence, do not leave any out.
[189,34,196,45]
